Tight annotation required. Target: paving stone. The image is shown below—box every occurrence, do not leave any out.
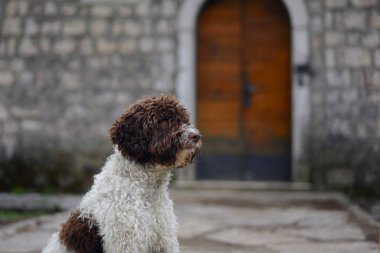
[267,241,377,253]
[0,190,378,253]
[206,227,307,247]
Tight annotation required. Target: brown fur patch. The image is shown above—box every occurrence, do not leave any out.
[59,211,104,253]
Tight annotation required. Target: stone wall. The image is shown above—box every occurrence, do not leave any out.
[305,0,380,194]
[0,0,178,192]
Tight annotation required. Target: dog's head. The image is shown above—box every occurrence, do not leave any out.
[110,95,201,168]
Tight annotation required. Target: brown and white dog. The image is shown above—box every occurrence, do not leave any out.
[42,95,201,253]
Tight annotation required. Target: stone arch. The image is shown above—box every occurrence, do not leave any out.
[176,0,310,182]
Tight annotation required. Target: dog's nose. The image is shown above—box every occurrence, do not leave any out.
[189,131,200,143]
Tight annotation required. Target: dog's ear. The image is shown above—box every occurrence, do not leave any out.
[149,131,176,163]
[109,113,149,162]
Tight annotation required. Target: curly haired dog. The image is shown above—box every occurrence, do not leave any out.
[42,95,201,253]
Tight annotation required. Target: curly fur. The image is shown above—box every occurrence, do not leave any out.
[42,95,201,253]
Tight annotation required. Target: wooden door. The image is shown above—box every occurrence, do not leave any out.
[196,0,291,181]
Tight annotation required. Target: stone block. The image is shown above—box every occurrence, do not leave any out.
[325,31,344,45]
[8,38,17,55]
[0,105,8,120]
[39,38,51,53]
[118,41,137,54]
[139,37,154,53]
[136,2,149,16]
[161,1,176,17]
[344,11,366,30]
[54,39,75,54]
[21,120,42,132]
[157,38,174,52]
[156,20,171,35]
[324,12,334,29]
[18,1,29,16]
[325,0,348,9]
[61,72,81,90]
[309,0,323,14]
[112,21,123,36]
[44,2,57,15]
[375,50,380,67]
[342,89,358,103]
[326,69,351,86]
[90,20,107,36]
[41,21,60,35]
[92,6,113,17]
[25,18,39,35]
[11,59,24,73]
[338,47,371,67]
[63,20,86,35]
[351,0,377,7]
[347,32,361,45]
[371,11,380,28]
[62,4,77,16]
[362,32,380,48]
[79,38,94,55]
[6,1,17,16]
[11,107,40,118]
[19,38,38,56]
[97,39,116,54]
[3,18,21,35]
[124,21,142,37]
[118,6,132,17]
[310,16,323,33]
[0,71,14,88]
[325,48,335,67]
[372,71,380,86]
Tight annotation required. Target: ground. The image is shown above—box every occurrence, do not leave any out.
[0,190,378,253]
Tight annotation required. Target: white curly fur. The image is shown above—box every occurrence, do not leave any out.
[42,146,196,253]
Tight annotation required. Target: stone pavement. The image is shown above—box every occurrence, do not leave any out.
[0,190,378,253]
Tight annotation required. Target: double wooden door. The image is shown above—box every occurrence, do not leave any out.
[196,0,291,180]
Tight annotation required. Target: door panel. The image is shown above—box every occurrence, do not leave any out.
[196,0,291,181]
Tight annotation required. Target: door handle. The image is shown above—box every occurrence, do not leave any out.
[243,81,256,108]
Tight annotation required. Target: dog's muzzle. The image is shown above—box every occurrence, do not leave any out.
[182,126,202,149]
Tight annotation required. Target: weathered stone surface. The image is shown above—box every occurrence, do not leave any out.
[325,31,344,45]
[338,47,371,67]
[97,39,116,54]
[2,18,21,35]
[63,20,86,35]
[62,3,77,16]
[124,21,142,37]
[41,21,60,35]
[351,0,377,7]
[92,6,113,17]
[344,11,366,29]
[0,71,13,88]
[375,50,380,67]
[19,38,38,56]
[362,32,380,48]
[325,0,348,9]
[325,48,335,67]
[54,38,75,54]
[140,37,154,53]
[44,2,57,15]
[25,18,38,35]
[371,11,380,28]
[118,40,137,54]
[90,20,108,35]
[327,168,354,186]
[0,105,8,120]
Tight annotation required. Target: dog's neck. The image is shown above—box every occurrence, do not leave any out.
[111,148,172,190]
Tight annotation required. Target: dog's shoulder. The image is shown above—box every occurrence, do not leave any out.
[59,210,104,253]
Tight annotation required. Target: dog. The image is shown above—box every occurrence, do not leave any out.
[42,95,202,253]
